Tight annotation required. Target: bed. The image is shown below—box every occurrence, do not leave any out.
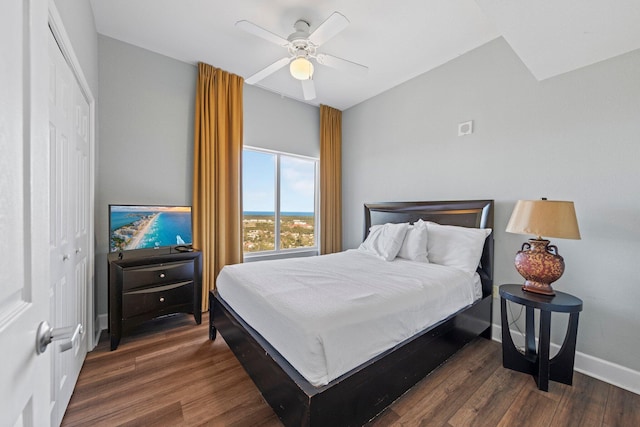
[209,200,494,426]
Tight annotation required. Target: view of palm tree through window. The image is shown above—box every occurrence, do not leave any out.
[242,148,317,253]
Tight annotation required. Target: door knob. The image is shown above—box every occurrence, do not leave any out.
[36,321,83,355]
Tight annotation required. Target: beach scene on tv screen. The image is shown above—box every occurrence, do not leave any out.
[110,206,192,252]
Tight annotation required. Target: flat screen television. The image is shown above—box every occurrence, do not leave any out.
[109,205,192,252]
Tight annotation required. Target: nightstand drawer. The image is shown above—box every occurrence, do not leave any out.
[122,260,194,291]
[123,281,193,319]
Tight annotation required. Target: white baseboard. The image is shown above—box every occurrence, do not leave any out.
[492,324,640,395]
[98,313,108,332]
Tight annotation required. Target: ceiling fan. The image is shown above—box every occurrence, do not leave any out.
[236,11,368,101]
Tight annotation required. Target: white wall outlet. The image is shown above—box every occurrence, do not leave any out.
[493,285,499,298]
[458,120,473,136]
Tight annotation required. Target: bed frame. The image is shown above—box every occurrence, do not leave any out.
[210,200,494,426]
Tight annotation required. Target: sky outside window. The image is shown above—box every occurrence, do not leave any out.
[243,150,315,213]
[280,156,315,214]
[243,150,275,213]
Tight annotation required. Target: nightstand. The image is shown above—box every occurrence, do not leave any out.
[108,250,202,350]
[499,284,583,391]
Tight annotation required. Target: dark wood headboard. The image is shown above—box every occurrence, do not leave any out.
[364,200,494,297]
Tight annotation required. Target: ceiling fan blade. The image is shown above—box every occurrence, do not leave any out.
[245,57,291,85]
[236,20,289,47]
[315,53,368,76]
[301,79,316,101]
[308,12,349,46]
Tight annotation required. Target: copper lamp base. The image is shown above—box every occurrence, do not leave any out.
[514,239,565,296]
[522,280,556,296]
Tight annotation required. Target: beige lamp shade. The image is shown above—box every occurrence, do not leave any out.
[506,200,581,240]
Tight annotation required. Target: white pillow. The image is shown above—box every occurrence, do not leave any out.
[359,222,409,261]
[397,219,429,262]
[426,222,491,274]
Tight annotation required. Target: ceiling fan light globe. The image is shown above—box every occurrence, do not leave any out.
[290,57,314,80]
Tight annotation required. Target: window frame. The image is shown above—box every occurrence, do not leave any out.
[242,146,320,261]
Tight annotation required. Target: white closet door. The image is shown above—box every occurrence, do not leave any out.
[48,29,90,427]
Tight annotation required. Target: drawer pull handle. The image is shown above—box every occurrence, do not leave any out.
[159,297,165,302]
[159,273,165,278]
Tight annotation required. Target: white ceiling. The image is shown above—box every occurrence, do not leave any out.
[89,0,640,111]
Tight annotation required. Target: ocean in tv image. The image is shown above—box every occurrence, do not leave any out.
[110,206,192,252]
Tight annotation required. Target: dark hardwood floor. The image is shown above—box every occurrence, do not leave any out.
[62,313,639,426]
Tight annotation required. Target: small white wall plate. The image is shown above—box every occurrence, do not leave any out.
[458,120,473,136]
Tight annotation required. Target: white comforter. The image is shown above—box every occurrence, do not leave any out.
[216,249,480,386]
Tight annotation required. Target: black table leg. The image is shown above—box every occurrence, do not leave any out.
[525,306,535,358]
[550,312,580,385]
[536,310,552,391]
[501,297,535,375]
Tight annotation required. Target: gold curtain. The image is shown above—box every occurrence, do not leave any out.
[193,62,243,311]
[320,105,342,254]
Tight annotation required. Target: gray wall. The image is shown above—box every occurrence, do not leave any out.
[96,36,197,315]
[244,84,319,158]
[96,36,319,315]
[342,38,640,373]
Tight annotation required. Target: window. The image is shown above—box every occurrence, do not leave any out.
[243,147,318,257]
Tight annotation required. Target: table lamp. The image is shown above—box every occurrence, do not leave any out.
[505,199,581,295]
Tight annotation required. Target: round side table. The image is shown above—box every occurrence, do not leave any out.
[499,284,583,391]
